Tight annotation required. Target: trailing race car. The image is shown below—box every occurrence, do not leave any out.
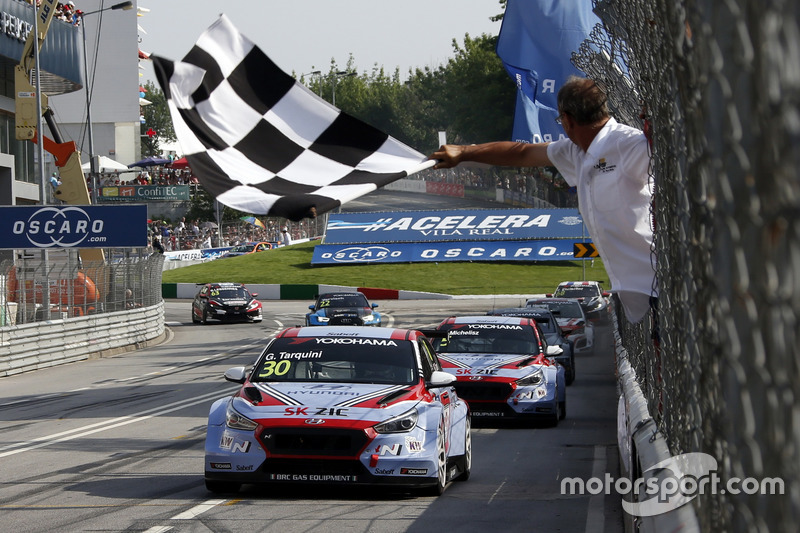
[191,282,263,324]
[549,281,612,326]
[526,298,594,356]
[486,307,575,385]
[204,326,471,495]
[223,241,274,258]
[429,316,566,424]
[306,292,381,326]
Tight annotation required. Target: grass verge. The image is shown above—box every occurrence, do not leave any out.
[161,241,610,295]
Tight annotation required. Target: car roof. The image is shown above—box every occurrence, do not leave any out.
[438,315,536,326]
[489,307,554,319]
[207,282,244,288]
[277,325,421,341]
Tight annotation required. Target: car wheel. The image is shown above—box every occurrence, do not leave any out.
[425,420,448,496]
[201,309,208,325]
[559,400,567,420]
[455,416,471,482]
[566,358,575,385]
[204,479,240,494]
[549,387,561,427]
[192,308,200,324]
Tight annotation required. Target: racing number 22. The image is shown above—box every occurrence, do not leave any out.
[258,360,291,378]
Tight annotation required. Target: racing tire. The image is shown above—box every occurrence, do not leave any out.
[425,420,448,496]
[191,309,200,324]
[204,479,240,494]
[559,400,567,420]
[201,309,208,325]
[454,416,472,482]
[565,358,576,385]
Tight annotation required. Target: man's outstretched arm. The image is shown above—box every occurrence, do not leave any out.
[429,141,552,169]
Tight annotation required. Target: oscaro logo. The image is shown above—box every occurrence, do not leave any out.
[320,246,402,263]
[12,206,103,248]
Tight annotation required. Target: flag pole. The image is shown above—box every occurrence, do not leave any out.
[404,158,437,177]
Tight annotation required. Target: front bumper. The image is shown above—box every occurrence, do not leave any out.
[204,424,441,488]
[453,381,558,419]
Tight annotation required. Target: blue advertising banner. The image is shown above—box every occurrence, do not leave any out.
[324,209,586,244]
[0,205,148,249]
[312,239,588,265]
[496,0,601,143]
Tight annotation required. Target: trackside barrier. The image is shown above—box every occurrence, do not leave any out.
[616,315,700,533]
[0,302,165,377]
[163,283,453,301]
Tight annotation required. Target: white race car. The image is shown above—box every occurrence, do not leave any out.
[430,316,566,425]
[204,326,471,495]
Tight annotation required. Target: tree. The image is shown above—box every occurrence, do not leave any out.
[140,81,175,156]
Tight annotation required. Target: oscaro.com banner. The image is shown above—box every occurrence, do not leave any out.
[324,209,587,244]
[0,205,148,249]
[311,240,583,265]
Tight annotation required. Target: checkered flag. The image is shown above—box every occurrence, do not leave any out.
[152,15,432,221]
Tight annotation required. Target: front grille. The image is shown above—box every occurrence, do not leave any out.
[454,382,513,401]
[259,428,368,457]
[328,315,363,326]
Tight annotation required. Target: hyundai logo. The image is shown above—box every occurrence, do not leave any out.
[469,376,484,381]
[304,418,326,425]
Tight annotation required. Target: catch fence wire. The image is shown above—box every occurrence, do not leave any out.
[572,0,800,531]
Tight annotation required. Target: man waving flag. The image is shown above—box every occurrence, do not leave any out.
[152,15,432,221]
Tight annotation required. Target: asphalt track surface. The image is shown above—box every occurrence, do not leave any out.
[0,192,625,532]
[0,299,623,533]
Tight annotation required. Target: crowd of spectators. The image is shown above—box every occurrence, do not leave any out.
[147,218,312,254]
[417,165,578,209]
[25,1,84,25]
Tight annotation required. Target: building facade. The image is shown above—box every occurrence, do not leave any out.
[0,0,139,207]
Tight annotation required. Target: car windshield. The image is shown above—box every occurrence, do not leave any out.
[554,286,598,298]
[213,287,250,300]
[229,244,254,252]
[316,294,369,309]
[540,302,583,319]
[250,337,416,385]
[432,324,541,355]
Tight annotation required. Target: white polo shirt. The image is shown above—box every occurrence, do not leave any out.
[547,118,656,322]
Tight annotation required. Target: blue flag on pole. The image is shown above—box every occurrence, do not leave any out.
[496,0,601,144]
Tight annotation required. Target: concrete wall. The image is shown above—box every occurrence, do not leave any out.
[0,302,165,377]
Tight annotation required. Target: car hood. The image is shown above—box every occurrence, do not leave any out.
[313,307,375,317]
[555,318,585,330]
[215,299,250,305]
[438,353,551,380]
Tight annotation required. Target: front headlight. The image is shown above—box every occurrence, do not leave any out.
[516,370,544,387]
[247,300,260,311]
[374,408,418,433]
[225,401,258,430]
[362,313,376,323]
[314,315,330,323]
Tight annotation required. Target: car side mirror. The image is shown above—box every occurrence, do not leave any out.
[308,305,315,310]
[224,366,247,384]
[251,293,259,298]
[546,345,563,356]
[372,303,379,309]
[428,370,456,388]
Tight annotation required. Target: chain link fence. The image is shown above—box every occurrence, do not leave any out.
[572,0,799,531]
[1,250,164,326]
